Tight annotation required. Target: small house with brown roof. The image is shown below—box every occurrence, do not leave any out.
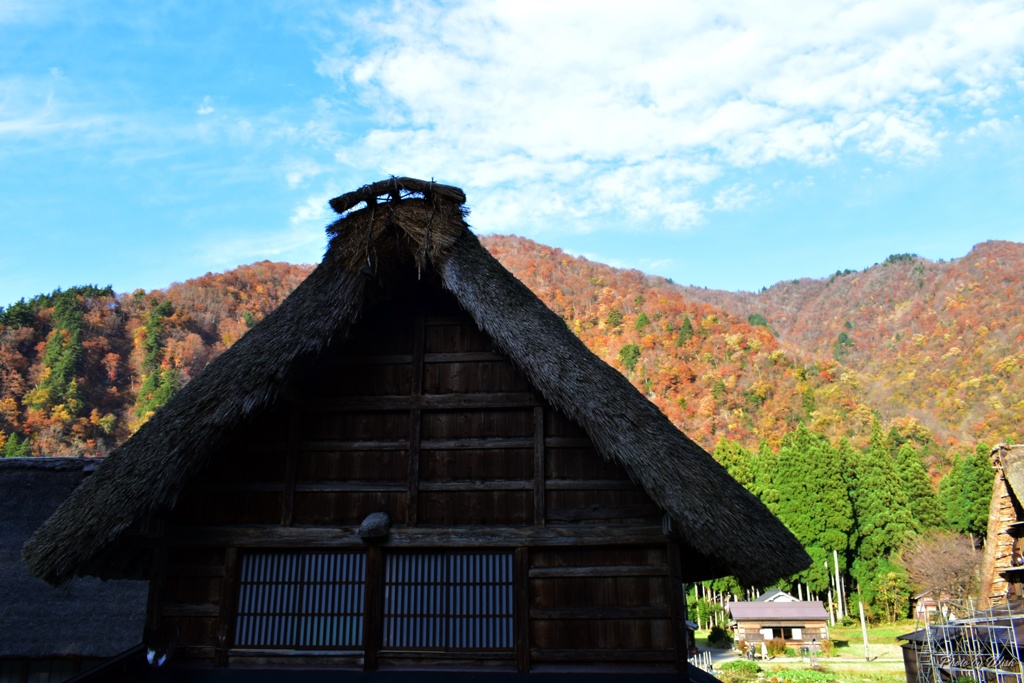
[728,599,829,645]
[23,178,810,679]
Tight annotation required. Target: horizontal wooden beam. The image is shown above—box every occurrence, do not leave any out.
[298,438,539,451]
[547,505,661,522]
[419,480,532,491]
[530,606,671,619]
[165,564,226,578]
[296,482,406,493]
[528,565,669,578]
[163,524,667,548]
[334,351,511,366]
[220,479,636,494]
[545,479,636,490]
[531,648,674,663]
[280,438,593,454]
[305,393,541,413]
[162,603,220,618]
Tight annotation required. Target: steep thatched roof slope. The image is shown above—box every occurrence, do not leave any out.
[1,458,147,657]
[25,177,810,588]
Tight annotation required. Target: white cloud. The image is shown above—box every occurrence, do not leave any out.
[196,95,214,115]
[314,0,1024,234]
[197,194,332,269]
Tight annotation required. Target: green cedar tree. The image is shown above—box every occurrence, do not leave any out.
[849,422,916,597]
[895,443,942,529]
[676,315,693,346]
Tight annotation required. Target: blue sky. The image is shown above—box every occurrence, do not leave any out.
[2,0,1024,308]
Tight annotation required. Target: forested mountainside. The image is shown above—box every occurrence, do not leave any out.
[0,235,1008,616]
[2,237,1017,461]
[0,262,311,457]
[678,240,1024,449]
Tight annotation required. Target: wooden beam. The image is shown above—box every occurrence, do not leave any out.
[418,480,532,491]
[144,545,169,639]
[280,407,301,527]
[534,406,545,526]
[407,310,424,526]
[407,409,421,525]
[668,541,689,675]
[363,547,383,671]
[528,565,670,578]
[164,524,668,548]
[214,546,239,668]
[296,482,406,493]
[307,393,541,412]
[530,606,671,619]
[546,505,661,522]
[531,649,673,662]
[515,547,530,673]
[545,479,637,490]
[544,437,595,448]
[162,604,220,618]
[298,439,409,452]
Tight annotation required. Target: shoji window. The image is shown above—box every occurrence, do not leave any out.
[382,551,514,651]
[234,551,366,649]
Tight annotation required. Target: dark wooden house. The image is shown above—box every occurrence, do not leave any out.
[24,179,809,679]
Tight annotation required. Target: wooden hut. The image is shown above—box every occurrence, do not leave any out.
[23,178,809,678]
[728,600,830,646]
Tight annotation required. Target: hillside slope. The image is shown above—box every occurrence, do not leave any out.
[679,241,1024,446]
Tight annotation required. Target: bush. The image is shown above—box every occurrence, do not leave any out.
[718,660,761,682]
[818,639,834,656]
[708,625,734,648]
[767,637,788,656]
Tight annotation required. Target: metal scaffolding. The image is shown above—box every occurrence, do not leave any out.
[916,602,1024,683]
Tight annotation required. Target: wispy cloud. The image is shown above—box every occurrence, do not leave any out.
[314,0,1024,233]
[196,95,215,115]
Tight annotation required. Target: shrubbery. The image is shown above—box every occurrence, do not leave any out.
[767,637,788,656]
[718,660,761,683]
[708,625,733,648]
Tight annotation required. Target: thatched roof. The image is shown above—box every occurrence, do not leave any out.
[1,458,147,657]
[24,177,810,588]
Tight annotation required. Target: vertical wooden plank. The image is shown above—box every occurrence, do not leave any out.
[534,407,545,526]
[407,409,422,526]
[281,406,301,527]
[408,310,425,525]
[363,547,384,671]
[515,547,531,672]
[145,544,169,640]
[667,541,689,675]
[214,547,239,667]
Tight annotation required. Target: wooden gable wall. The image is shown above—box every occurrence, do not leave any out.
[152,281,687,673]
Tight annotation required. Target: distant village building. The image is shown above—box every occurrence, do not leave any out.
[755,589,799,603]
[728,592,829,645]
[21,179,809,679]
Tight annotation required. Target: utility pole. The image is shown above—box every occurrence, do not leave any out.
[859,601,870,661]
[834,549,844,621]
